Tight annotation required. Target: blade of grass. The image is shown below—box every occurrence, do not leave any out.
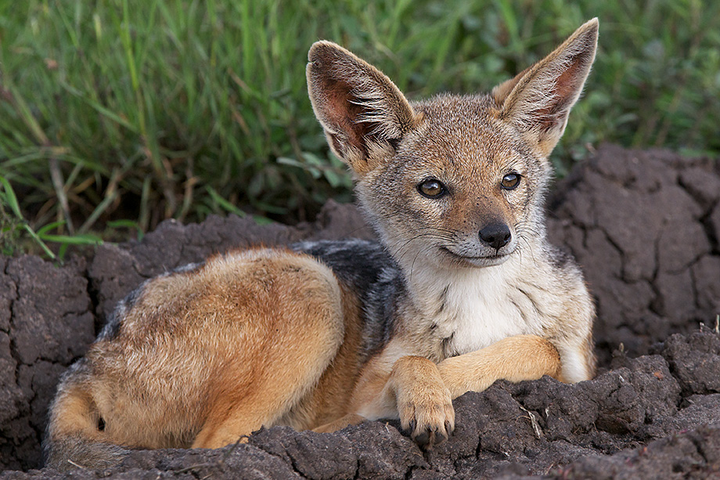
[59,81,138,132]
[0,176,23,219]
[37,232,103,245]
[23,225,56,260]
[206,185,247,218]
[107,219,144,241]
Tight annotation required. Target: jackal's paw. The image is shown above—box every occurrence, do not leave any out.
[399,388,455,448]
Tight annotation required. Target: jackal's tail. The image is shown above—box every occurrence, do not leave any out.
[43,360,128,471]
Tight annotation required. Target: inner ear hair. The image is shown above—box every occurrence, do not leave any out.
[306,41,419,173]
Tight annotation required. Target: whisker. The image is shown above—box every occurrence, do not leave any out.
[391,230,455,264]
[407,242,438,283]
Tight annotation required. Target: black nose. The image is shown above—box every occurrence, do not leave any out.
[479,223,511,250]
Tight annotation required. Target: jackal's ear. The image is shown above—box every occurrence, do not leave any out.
[492,18,598,158]
[307,41,420,175]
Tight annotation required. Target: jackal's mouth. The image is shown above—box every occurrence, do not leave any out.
[439,247,511,267]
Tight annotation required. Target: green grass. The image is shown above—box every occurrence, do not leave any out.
[1,175,103,259]
[1,0,719,256]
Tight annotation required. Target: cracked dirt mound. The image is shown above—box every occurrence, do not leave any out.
[1,144,719,478]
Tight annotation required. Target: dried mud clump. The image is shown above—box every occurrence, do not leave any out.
[1,145,719,478]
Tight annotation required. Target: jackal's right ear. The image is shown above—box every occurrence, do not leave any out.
[307,41,420,175]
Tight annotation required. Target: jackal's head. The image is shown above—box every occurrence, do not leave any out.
[307,20,598,270]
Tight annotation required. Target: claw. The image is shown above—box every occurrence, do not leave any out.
[414,430,430,447]
[444,419,454,436]
[408,419,417,434]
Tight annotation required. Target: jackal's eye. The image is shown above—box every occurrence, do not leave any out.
[417,179,446,199]
[501,173,521,190]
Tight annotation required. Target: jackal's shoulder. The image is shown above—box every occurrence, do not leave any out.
[293,239,396,288]
[293,239,406,359]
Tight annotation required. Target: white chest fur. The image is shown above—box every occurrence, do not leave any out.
[409,260,546,358]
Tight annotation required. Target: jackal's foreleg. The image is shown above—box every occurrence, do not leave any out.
[437,334,563,399]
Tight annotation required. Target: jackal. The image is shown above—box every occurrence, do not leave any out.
[45,19,599,470]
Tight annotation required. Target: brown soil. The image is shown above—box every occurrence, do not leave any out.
[1,144,719,478]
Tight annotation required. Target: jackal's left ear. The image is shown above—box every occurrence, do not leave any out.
[492,19,598,158]
[307,41,421,175]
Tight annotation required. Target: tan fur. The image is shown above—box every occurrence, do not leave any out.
[47,19,599,470]
[49,249,356,455]
[49,382,103,444]
[277,283,365,431]
[437,335,563,399]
